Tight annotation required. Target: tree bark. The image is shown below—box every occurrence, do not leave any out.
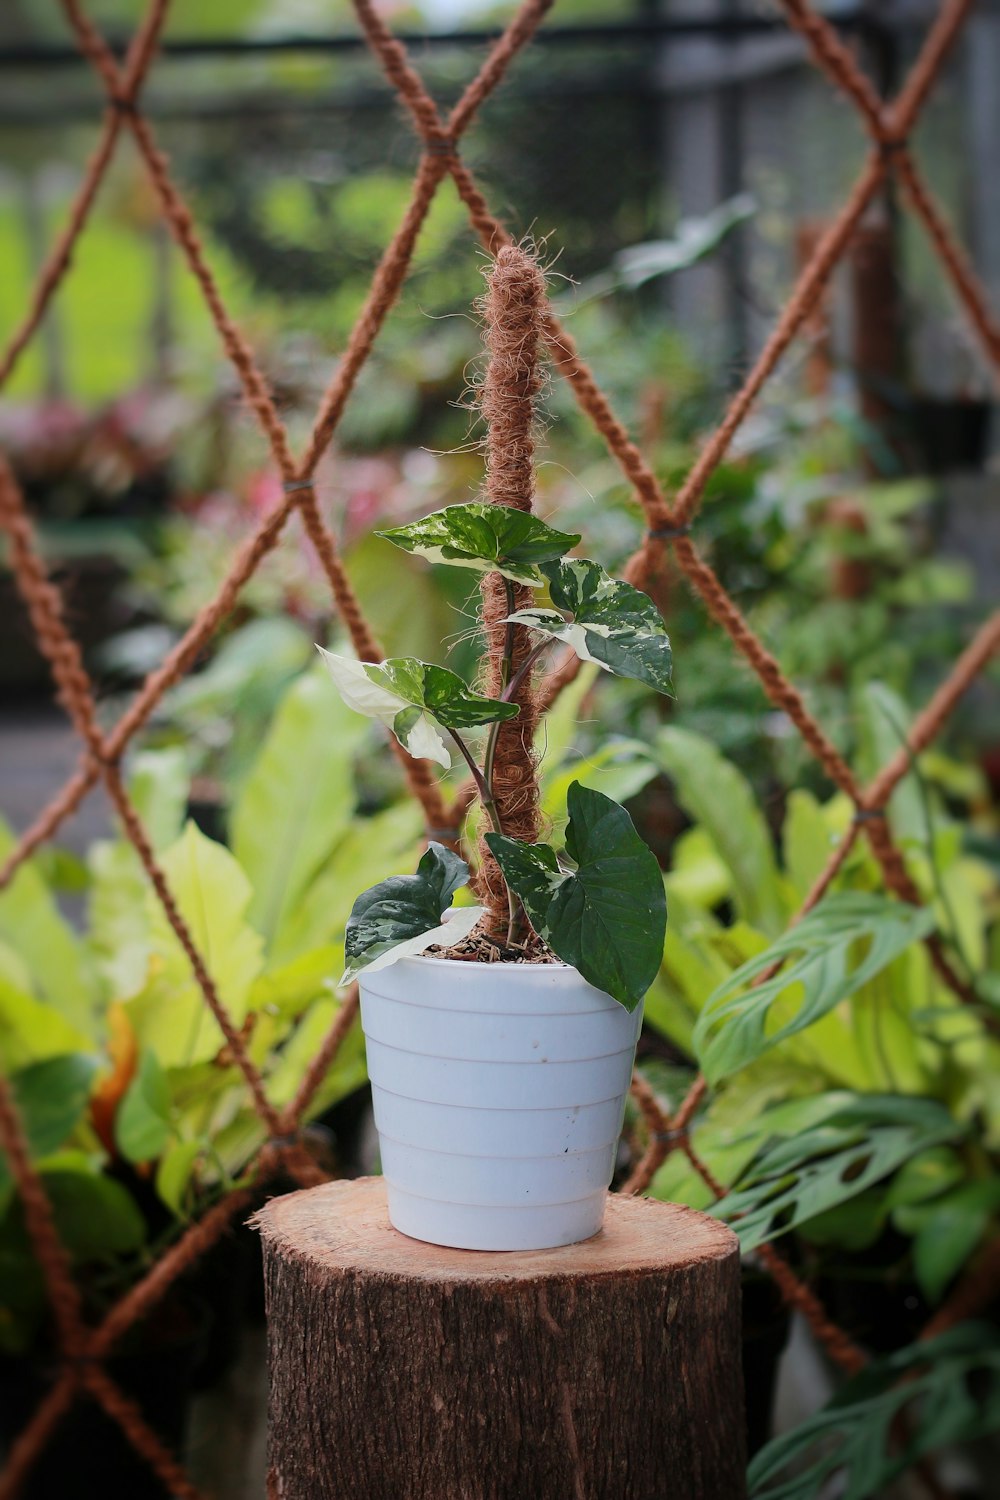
[256,1177,746,1500]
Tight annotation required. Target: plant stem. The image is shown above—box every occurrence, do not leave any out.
[502,636,551,705]
[482,579,519,795]
[446,729,500,832]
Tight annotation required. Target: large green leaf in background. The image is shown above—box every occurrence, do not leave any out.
[126,823,264,1067]
[749,1325,1000,1500]
[894,1178,1000,1303]
[115,1049,172,1164]
[712,1092,961,1252]
[486,782,666,1010]
[655,727,786,936]
[88,840,150,1001]
[859,681,925,845]
[781,788,853,900]
[0,820,97,1034]
[693,892,936,1084]
[232,668,367,948]
[37,1160,147,1260]
[508,558,673,695]
[269,800,424,967]
[0,980,92,1073]
[88,749,193,1002]
[377,502,580,586]
[128,747,190,852]
[0,1055,98,1213]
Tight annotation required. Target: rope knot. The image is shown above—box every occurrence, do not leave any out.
[647,522,691,542]
[424,135,457,158]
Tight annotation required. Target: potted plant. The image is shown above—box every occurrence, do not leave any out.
[316,246,672,1251]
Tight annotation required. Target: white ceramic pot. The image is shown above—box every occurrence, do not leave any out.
[359,955,643,1251]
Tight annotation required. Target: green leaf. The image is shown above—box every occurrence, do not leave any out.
[0,979,92,1073]
[0,819,97,1034]
[508,558,673,696]
[376,502,580,586]
[654,728,785,935]
[115,1050,171,1163]
[317,649,517,769]
[884,1146,966,1211]
[485,782,666,1011]
[712,1093,960,1253]
[859,682,924,845]
[693,892,936,1084]
[41,1165,147,1260]
[782,789,838,900]
[911,1180,1000,1303]
[564,195,756,306]
[0,1054,98,1212]
[270,801,424,966]
[265,996,368,1115]
[748,1325,1000,1500]
[88,839,150,1000]
[155,1139,203,1218]
[232,668,366,947]
[126,823,264,1067]
[541,739,657,842]
[342,842,476,983]
[127,748,190,852]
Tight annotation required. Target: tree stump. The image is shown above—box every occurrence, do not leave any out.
[256,1177,746,1500]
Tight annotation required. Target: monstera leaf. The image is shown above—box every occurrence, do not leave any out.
[317,649,518,769]
[376,502,580,586]
[712,1092,961,1253]
[749,1325,1000,1500]
[485,782,666,1010]
[693,892,935,1084]
[342,842,482,983]
[506,559,673,695]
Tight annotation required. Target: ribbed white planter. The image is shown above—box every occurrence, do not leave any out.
[359,955,643,1251]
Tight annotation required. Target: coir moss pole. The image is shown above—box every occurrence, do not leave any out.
[474,245,546,932]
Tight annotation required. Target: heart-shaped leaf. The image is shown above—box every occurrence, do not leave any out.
[485,782,666,1011]
[712,1092,961,1252]
[317,648,518,769]
[693,892,936,1084]
[342,842,480,983]
[376,502,581,587]
[506,558,673,695]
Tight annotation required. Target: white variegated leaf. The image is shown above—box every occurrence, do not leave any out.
[353,904,484,981]
[505,559,673,697]
[317,648,518,769]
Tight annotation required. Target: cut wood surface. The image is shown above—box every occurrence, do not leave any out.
[257,1177,746,1500]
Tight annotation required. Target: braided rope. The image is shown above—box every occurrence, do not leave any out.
[0,0,998,1490]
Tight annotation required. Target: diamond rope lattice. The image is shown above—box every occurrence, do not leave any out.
[0,0,999,1493]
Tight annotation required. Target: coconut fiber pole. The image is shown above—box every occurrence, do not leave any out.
[475,244,545,934]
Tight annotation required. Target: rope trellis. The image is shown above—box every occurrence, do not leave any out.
[0,0,998,1492]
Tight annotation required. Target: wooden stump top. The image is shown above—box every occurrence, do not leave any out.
[255,1176,737,1284]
